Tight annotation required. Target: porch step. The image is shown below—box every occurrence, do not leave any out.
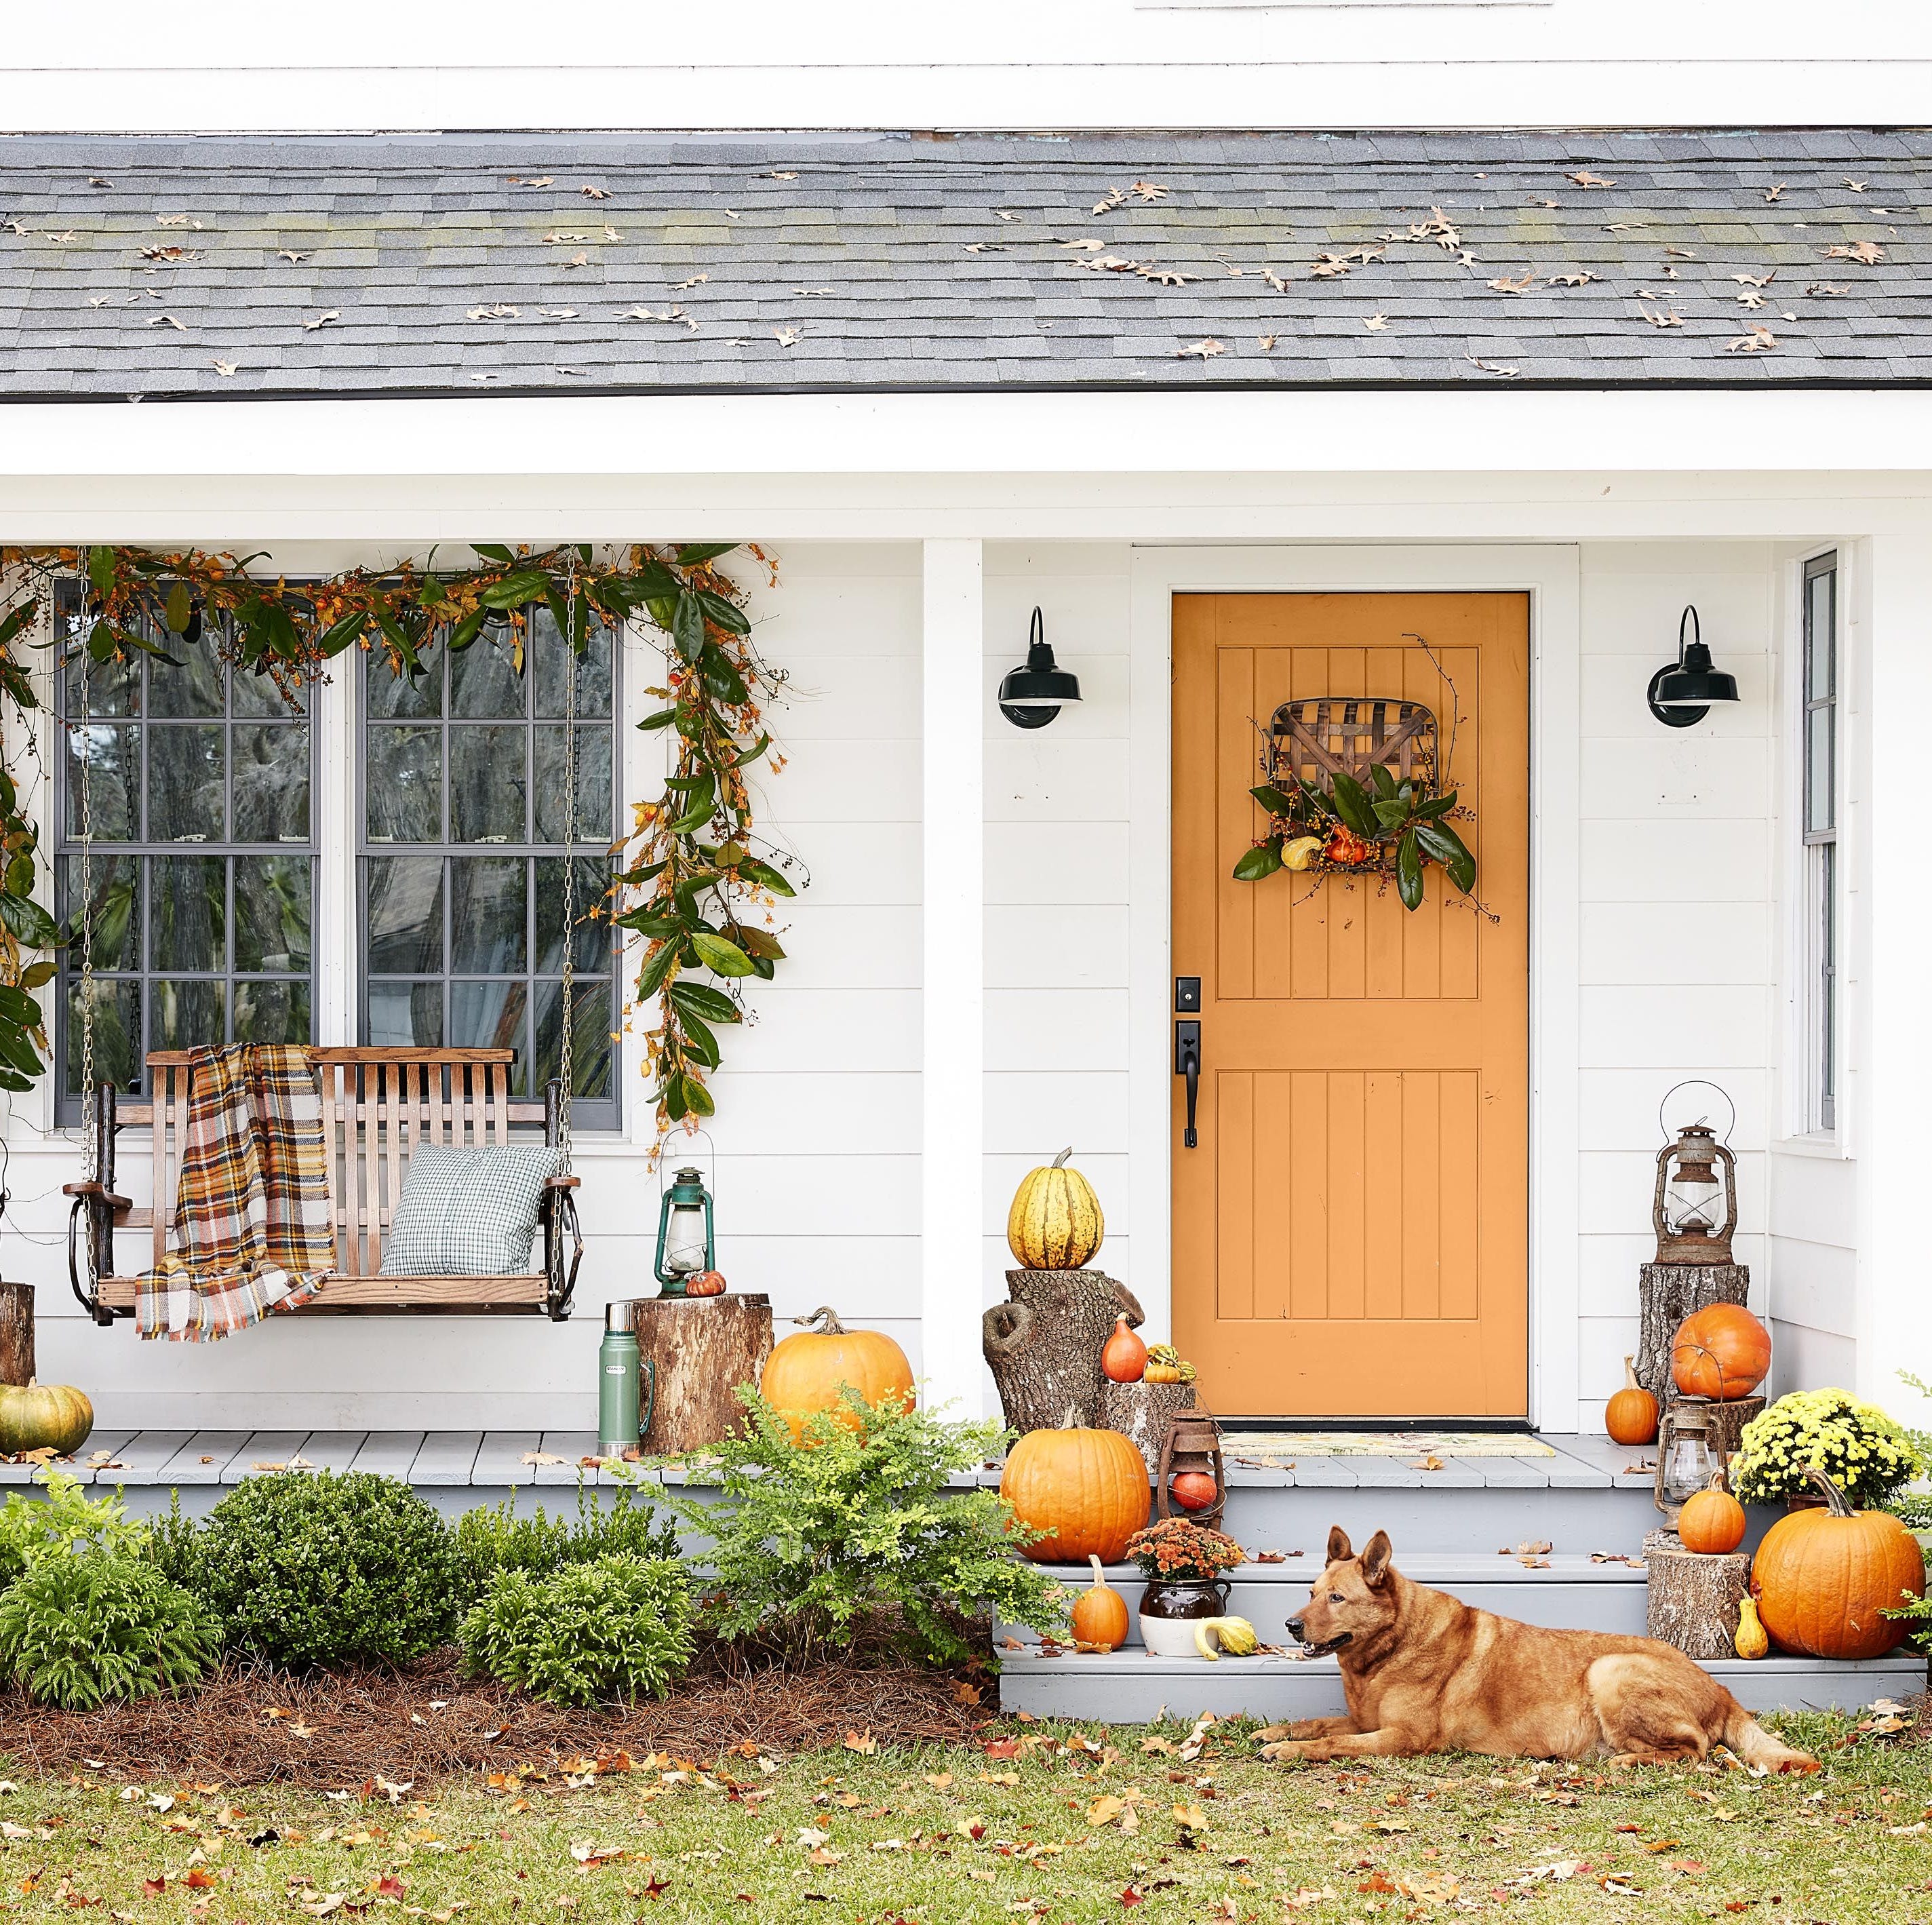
[1020,1552,1653,1642]
[999,1645,1928,1723]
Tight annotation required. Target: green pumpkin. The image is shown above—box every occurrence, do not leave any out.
[0,1381,94,1458]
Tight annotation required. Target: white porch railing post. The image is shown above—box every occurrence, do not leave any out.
[1856,530,1932,1425]
[920,538,985,1419]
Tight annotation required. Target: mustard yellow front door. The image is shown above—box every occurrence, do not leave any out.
[1170,592,1530,1419]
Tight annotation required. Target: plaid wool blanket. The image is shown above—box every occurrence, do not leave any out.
[138,1044,334,1340]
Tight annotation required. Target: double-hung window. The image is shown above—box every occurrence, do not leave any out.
[1800,552,1839,1133]
[54,591,623,1129]
[359,608,620,1129]
[53,591,316,1117]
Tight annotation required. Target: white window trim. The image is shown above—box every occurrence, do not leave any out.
[1776,543,1850,1156]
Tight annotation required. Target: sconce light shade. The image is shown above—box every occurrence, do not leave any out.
[999,607,1082,729]
[1648,604,1740,728]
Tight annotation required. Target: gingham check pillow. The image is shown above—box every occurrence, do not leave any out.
[378,1142,562,1277]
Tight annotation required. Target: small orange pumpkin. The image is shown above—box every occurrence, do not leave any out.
[1071,1554,1130,1652]
[1000,1426,1151,1566]
[1678,1469,1748,1555]
[1101,1316,1147,1384]
[1169,1471,1219,1513]
[1672,1302,1772,1402]
[1752,1466,1925,1660]
[684,1269,728,1299]
[760,1306,915,1441]
[1605,1356,1659,1445]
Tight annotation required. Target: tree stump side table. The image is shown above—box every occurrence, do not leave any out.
[1642,1528,1751,1661]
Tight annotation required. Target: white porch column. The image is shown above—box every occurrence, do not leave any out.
[1855,530,1932,1426]
[920,538,985,1418]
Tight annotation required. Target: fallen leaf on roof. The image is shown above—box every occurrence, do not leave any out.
[1139,265,1198,286]
[793,287,832,296]
[1605,221,1645,233]
[1764,182,1786,202]
[1843,177,1869,191]
[1730,271,1776,288]
[1177,338,1225,359]
[579,184,610,199]
[1363,313,1390,331]
[146,313,190,331]
[302,310,340,330]
[1487,271,1537,295]
[43,231,78,244]
[86,295,110,307]
[1735,290,1767,309]
[1058,237,1107,251]
[994,210,1021,221]
[1726,324,1777,353]
[1639,307,1684,328]
[623,306,697,331]
[1311,253,1352,278]
[509,175,554,188]
[211,359,238,376]
[1465,353,1520,378]
[1543,271,1592,287]
[468,303,521,319]
[1826,239,1884,265]
[773,328,800,347]
[1132,180,1170,202]
[277,249,309,263]
[155,213,191,227]
[554,366,587,377]
[87,175,112,187]
[765,170,799,181]
[671,274,709,290]
[723,208,740,219]
[1806,281,1852,295]
[1569,169,1616,187]
[140,244,194,262]
[538,306,578,319]
[964,243,1005,254]
[1257,334,1277,350]
[540,231,593,246]
[1411,208,1461,250]
[1092,187,1127,215]
[562,252,590,269]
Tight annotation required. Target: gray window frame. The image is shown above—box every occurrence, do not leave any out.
[1801,551,1838,1133]
[51,583,319,1121]
[355,614,623,1131]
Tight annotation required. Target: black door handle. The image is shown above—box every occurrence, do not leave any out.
[1175,1019,1201,1149]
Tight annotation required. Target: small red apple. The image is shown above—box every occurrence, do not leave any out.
[1169,1471,1219,1513]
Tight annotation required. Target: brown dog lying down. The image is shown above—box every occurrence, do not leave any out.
[1265,1528,1817,1772]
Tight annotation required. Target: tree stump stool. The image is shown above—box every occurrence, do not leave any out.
[0,1283,31,1388]
[1643,1528,1751,1661]
[1097,1378,1197,1475]
[634,1292,773,1456]
[983,1269,1143,1435]
[1636,1263,1750,1406]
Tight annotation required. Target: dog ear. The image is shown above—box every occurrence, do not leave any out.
[1360,1530,1394,1589]
[1326,1525,1354,1565]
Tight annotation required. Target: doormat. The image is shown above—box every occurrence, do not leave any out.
[1221,1431,1558,1460]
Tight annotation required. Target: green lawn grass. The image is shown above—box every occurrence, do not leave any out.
[0,1710,1923,1922]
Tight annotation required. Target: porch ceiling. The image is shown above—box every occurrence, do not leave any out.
[1,129,1927,402]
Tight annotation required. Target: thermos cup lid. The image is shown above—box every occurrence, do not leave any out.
[605,1300,640,1333]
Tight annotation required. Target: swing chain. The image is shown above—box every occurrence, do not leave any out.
[556,553,578,1175]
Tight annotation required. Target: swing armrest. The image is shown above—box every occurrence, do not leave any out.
[62,1180,132,1211]
[543,1174,581,1190]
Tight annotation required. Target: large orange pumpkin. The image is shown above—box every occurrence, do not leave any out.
[1672,1303,1772,1403]
[1605,1356,1659,1446]
[1000,1426,1150,1565]
[760,1306,915,1441]
[1752,1467,1925,1660]
[1678,1470,1748,1555]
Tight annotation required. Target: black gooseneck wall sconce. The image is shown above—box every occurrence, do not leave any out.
[998,607,1083,730]
[1647,605,1741,728]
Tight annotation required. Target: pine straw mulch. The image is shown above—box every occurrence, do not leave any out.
[0,1642,988,1788]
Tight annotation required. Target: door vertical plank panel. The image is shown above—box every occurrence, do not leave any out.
[1216,1072,1255,1322]
[1363,1069,1404,1321]
[1251,1072,1293,1321]
[1257,646,1301,1003]
[1438,644,1483,1000]
[1289,1071,1329,1321]
[1402,1072,1442,1321]
[1398,644,1444,1003]
[1440,1071,1480,1319]
[1216,643,1257,1003]
[1328,1072,1366,1321]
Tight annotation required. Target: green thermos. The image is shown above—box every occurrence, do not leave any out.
[599,1301,646,1457]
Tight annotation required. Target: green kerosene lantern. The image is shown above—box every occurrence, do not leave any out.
[653,1165,715,1297]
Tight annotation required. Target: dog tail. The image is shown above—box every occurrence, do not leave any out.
[1722,1701,1820,1775]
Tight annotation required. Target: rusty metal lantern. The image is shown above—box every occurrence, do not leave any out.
[1653,1404,1720,1523]
[1652,1084,1738,1265]
[1156,1409,1227,1530]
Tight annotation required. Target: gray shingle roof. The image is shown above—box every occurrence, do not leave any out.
[1,129,1927,398]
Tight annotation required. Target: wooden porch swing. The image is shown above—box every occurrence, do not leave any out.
[62,566,593,1327]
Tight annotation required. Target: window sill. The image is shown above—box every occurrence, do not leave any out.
[1771,1132,1850,1162]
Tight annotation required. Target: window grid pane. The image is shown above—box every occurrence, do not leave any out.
[53,585,317,1115]
[359,623,620,1126]
[1801,555,1838,1133]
